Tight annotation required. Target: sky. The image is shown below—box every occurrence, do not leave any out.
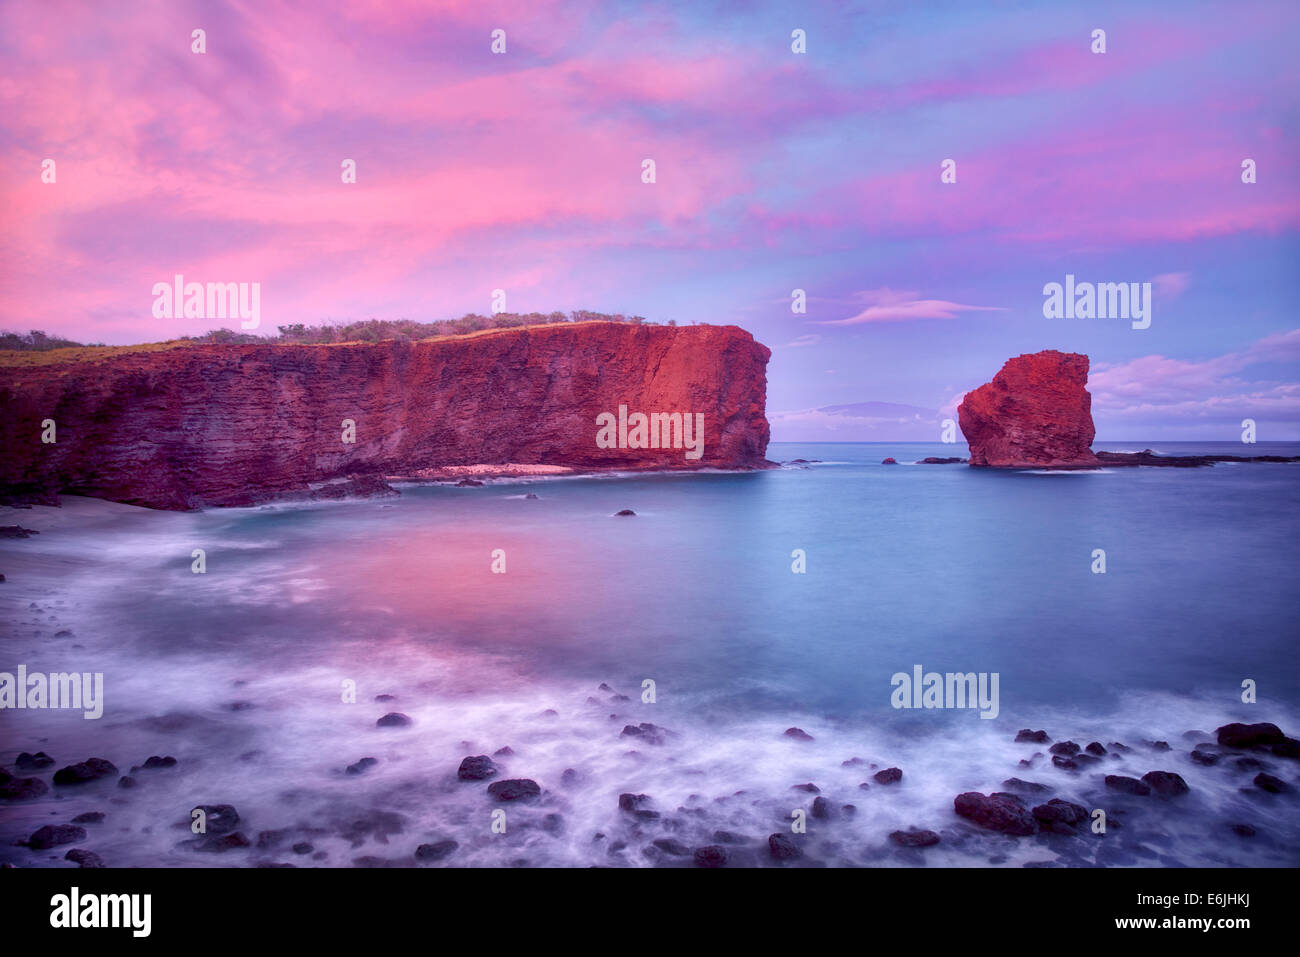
[2,0,1298,440]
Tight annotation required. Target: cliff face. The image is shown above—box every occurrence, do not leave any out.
[957,350,1099,469]
[0,322,771,509]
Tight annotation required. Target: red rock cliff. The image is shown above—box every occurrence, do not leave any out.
[957,350,1099,469]
[0,322,771,509]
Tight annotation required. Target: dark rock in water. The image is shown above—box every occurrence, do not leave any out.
[346,757,379,776]
[1072,753,1102,767]
[1141,771,1189,796]
[1085,742,1107,756]
[1273,738,1300,759]
[791,782,820,793]
[811,796,832,818]
[376,712,411,728]
[257,829,289,849]
[193,804,241,835]
[1051,756,1079,771]
[16,751,54,769]
[1254,773,1288,793]
[190,832,252,852]
[292,842,314,855]
[1231,824,1257,838]
[27,824,87,849]
[65,848,104,868]
[1108,741,1132,753]
[561,768,579,787]
[1015,729,1049,743]
[598,682,615,692]
[613,509,636,516]
[1235,757,1269,771]
[953,792,1037,835]
[1096,449,1300,468]
[1105,775,1151,796]
[1146,740,1171,751]
[693,845,728,867]
[767,833,801,860]
[621,722,668,745]
[0,776,49,800]
[881,457,898,465]
[374,694,396,702]
[1049,741,1080,756]
[1190,748,1220,766]
[784,727,814,741]
[53,758,118,785]
[712,830,751,845]
[652,838,692,856]
[0,525,39,538]
[487,778,540,802]
[416,840,459,861]
[842,757,866,767]
[71,811,105,824]
[131,755,178,773]
[493,746,515,757]
[455,479,485,487]
[1216,722,1284,749]
[542,813,564,834]
[1031,799,1089,833]
[524,493,539,500]
[891,829,940,847]
[117,776,137,789]
[618,792,659,819]
[917,457,967,464]
[1002,778,1051,794]
[457,755,498,781]
[873,767,903,785]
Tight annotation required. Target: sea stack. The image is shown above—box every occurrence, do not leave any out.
[958,350,1099,469]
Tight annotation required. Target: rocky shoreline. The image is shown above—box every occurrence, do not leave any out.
[5,689,1294,867]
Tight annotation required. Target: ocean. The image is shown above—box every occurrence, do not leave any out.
[2,441,1298,867]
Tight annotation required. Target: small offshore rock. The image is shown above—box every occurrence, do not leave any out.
[1105,775,1152,796]
[890,829,940,847]
[27,824,87,849]
[487,778,540,802]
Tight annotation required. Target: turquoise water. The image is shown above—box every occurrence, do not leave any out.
[2,442,1298,867]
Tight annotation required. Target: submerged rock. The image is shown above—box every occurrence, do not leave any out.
[16,751,54,769]
[52,758,118,785]
[1254,773,1288,793]
[0,776,48,800]
[1031,799,1089,833]
[65,848,105,868]
[890,829,940,847]
[487,778,540,802]
[953,792,1037,835]
[1141,771,1190,796]
[768,833,801,859]
[457,755,498,781]
[693,845,728,867]
[1105,775,1151,796]
[376,712,412,728]
[27,824,87,849]
[416,840,459,861]
[1216,722,1284,749]
[784,727,814,742]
